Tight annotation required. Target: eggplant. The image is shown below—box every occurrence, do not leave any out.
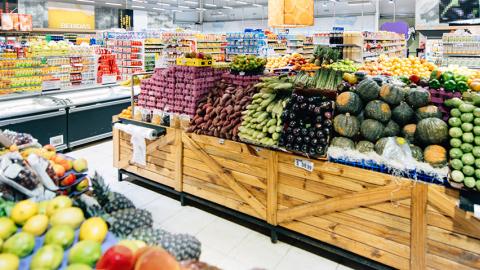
[322,127,331,136]
[295,136,303,144]
[316,130,324,138]
[293,144,301,151]
[308,130,316,138]
[315,123,323,129]
[308,148,317,156]
[301,128,308,136]
[299,102,308,110]
[286,126,293,134]
[292,128,301,136]
[313,106,322,115]
[303,136,311,144]
[308,104,316,112]
[286,134,295,142]
[301,145,308,153]
[289,112,296,120]
[290,121,297,128]
[315,115,323,123]
[285,143,293,149]
[324,111,332,119]
[323,119,333,127]
[292,103,300,112]
[296,95,304,103]
[316,146,325,154]
[311,138,319,146]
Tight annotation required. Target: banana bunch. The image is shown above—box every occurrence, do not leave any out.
[119,76,149,86]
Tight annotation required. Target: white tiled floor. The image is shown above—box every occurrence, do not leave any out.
[67,140,355,270]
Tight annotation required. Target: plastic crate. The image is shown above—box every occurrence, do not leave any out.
[176,58,214,67]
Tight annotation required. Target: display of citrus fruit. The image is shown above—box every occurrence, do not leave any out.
[0,253,20,270]
[10,200,38,225]
[3,232,35,258]
[0,217,17,240]
[23,214,49,236]
[79,217,108,243]
[44,225,75,249]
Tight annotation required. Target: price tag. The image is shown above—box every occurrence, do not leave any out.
[42,79,61,91]
[239,71,245,76]
[474,204,480,220]
[49,135,64,146]
[294,159,314,172]
[218,139,225,145]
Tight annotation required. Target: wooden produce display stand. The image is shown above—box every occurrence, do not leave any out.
[113,121,480,270]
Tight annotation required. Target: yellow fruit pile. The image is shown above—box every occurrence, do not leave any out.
[266,55,290,69]
[118,106,133,119]
[358,56,436,77]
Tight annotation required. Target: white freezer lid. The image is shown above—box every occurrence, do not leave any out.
[0,97,64,119]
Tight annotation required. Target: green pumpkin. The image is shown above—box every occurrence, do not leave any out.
[365,100,391,123]
[424,145,447,168]
[402,124,417,143]
[356,141,375,153]
[383,120,400,137]
[407,88,431,109]
[392,102,414,126]
[415,118,448,145]
[356,78,380,102]
[410,144,424,162]
[335,91,363,115]
[374,137,390,155]
[330,137,355,149]
[415,105,442,121]
[333,113,360,138]
[361,119,385,142]
[379,84,404,106]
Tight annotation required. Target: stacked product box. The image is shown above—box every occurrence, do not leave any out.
[137,65,222,117]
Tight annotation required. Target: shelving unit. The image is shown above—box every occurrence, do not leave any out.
[225,31,267,61]
[106,39,144,81]
[192,34,227,62]
[442,33,480,68]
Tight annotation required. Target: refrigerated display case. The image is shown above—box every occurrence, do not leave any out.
[0,84,135,150]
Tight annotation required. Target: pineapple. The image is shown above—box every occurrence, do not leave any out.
[160,233,201,261]
[76,196,153,237]
[91,173,135,213]
[128,226,171,245]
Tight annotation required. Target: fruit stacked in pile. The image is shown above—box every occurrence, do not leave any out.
[266,55,290,70]
[358,56,436,77]
[118,106,133,119]
[279,93,334,157]
[446,98,480,190]
[230,55,267,75]
[332,77,449,168]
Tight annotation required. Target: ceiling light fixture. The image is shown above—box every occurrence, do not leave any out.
[223,6,233,9]
[171,9,183,12]
[196,7,207,10]
[77,0,94,3]
[178,5,190,8]
[237,1,247,4]
[105,2,122,6]
[132,5,145,8]
[348,1,370,5]
[184,0,197,4]
[252,3,262,7]
[205,3,217,7]
[157,2,170,6]
[153,7,165,10]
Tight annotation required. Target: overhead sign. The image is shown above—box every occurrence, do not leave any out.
[118,9,134,30]
[47,2,95,30]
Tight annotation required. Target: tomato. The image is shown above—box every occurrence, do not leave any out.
[96,245,135,270]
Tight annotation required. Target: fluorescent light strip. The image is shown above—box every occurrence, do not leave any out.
[77,0,94,3]
[157,3,170,5]
[196,7,206,10]
[252,3,262,7]
[171,9,183,12]
[223,6,233,9]
[153,7,165,10]
[132,5,145,8]
[178,5,190,8]
[204,3,217,7]
[184,0,197,4]
[105,2,122,6]
[237,1,247,4]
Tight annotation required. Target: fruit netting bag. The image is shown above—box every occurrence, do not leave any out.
[381,137,416,171]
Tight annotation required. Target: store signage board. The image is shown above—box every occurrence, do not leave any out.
[118,9,134,30]
[47,2,95,30]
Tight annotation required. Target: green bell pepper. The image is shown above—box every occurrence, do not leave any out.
[456,81,469,92]
[398,76,410,85]
[442,71,455,82]
[454,74,468,83]
[444,80,457,92]
[430,69,442,80]
[429,79,441,89]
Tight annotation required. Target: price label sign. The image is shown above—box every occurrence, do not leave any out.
[294,159,314,172]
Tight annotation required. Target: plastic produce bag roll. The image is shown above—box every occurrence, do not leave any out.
[113,123,159,166]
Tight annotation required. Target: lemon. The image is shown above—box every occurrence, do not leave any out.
[0,217,17,240]
[0,253,20,270]
[10,200,38,225]
[23,215,49,236]
[79,217,108,243]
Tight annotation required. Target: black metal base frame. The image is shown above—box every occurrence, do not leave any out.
[118,169,393,270]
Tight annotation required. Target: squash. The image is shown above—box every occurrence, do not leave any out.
[330,137,355,149]
[374,137,390,155]
[410,144,424,161]
[424,145,447,167]
[333,113,360,138]
[356,78,380,102]
[392,102,414,126]
[415,105,442,121]
[335,91,363,115]
[365,100,391,123]
[407,87,431,109]
[379,84,404,106]
[356,141,375,153]
[383,120,400,137]
[402,124,417,143]
[415,118,448,145]
[361,119,385,142]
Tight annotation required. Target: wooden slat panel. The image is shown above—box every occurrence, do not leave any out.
[282,221,410,269]
[184,144,267,168]
[267,151,278,225]
[279,173,348,197]
[184,150,267,178]
[344,208,411,233]
[120,140,176,154]
[123,165,176,188]
[427,236,480,269]
[410,184,427,270]
[426,253,477,270]
[428,225,480,253]
[278,153,389,186]
[277,182,412,223]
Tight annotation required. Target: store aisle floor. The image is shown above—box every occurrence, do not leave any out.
[67,140,355,270]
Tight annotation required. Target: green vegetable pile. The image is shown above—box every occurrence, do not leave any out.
[446,97,480,190]
[238,76,291,146]
[230,55,267,74]
[429,70,469,92]
[328,59,357,73]
[292,68,343,90]
[311,46,341,66]
[0,197,14,217]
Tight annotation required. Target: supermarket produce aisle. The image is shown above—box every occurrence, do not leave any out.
[66,140,354,270]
